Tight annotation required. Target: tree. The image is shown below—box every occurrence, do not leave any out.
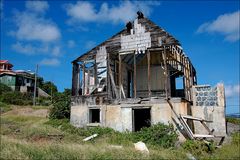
[41,81,58,96]
[63,88,71,97]
[49,88,71,119]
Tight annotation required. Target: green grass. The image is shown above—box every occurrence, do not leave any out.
[0,102,12,113]
[0,135,188,160]
[1,106,240,160]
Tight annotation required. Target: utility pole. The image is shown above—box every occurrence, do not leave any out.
[33,64,38,106]
[51,82,53,104]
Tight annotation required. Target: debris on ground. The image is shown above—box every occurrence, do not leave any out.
[134,141,149,154]
[83,134,98,141]
[109,145,123,149]
[186,153,196,160]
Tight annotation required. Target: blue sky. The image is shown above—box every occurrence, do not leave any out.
[1,0,239,114]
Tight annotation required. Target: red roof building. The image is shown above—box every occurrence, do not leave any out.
[0,60,14,74]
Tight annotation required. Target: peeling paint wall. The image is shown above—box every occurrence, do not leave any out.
[70,99,189,136]
[121,107,133,131]
[191,83,226,136]
[70,105,88,128]
[70,85,226,139]
[105,105,122,131]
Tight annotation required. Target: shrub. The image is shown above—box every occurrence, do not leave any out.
[133,123,178,148]
[0,91,33,105]
[182,140,215,156]
[47,120,178,148]
[49,89,72,119]
[0,83,12,94]
[49,100,70,119]
[38,96,52,106]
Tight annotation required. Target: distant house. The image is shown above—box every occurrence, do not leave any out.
[0,60,35,93]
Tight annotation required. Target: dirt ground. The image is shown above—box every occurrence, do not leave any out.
[2,106,49,117]
[227,122,240,135]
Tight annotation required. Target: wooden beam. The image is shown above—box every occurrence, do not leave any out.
[163,46,168,98]
[108,61,119,99]
[147,50,151,97]
[119,51,134,55]
[107,53,111,99]
[71,63,80,96]
[120,85,126,99]
[193,134,214,138]
[134,52,137,98]
[182,115,213,122]
[119,54,122,99]
[82,62,85,95]
[94,59,97,86]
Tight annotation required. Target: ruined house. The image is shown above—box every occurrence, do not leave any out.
[70,12,226,141]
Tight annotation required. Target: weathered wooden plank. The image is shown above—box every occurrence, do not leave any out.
[108,61,119,99]
[147,50,151,97]
[83,63,85,95]
[119,54,122,99]
[163,47,169,98]
[72,62,80,96]
[134,52,137,98]
[182,115,213,122]
[120,84,126,99]
[193,134,214,138]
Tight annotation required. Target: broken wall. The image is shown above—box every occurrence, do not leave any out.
[191,84,226,136]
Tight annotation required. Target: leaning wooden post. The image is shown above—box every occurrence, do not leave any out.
[134,51,137,98]
[147,50,151,97]
[119,54,122,99]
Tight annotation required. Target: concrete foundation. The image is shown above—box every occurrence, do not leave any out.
[70,84,227,141]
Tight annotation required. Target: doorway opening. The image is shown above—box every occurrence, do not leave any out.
[89,109,100,123]
[133,108,151,131]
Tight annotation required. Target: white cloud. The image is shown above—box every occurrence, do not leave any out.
[11,42,62,57]
[197,11,240,42]
[12,12,61,42]
[10,1,60,43]
[65,1,160,24]
[67,40,76,48]
[10,1,62,58]
[225,84,240,98]
[11,42,49,55]
[52,46,61,56]
[85,41,96,49]
[25,1,49,13]
[39,58,60,66]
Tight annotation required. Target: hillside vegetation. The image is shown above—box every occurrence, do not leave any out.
[1,105,240,160]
